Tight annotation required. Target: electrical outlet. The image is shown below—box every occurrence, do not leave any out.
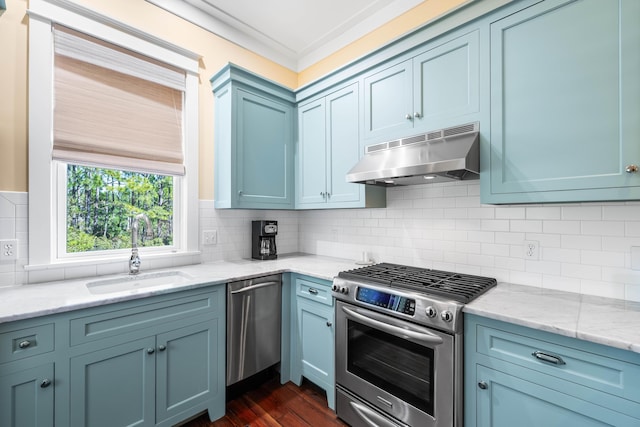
[202,230,217,246]
[524,240,539,260]
[0,239,18,261]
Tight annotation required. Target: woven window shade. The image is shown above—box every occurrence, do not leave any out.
[53,26,186,176]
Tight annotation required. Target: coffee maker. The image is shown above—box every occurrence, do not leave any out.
[252,220,277,260]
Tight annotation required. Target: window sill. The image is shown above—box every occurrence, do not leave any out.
[25,250,201,271]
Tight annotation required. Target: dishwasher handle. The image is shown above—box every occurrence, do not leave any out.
[230,281,280,295]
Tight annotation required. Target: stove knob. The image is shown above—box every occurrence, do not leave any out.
[331,284,340,292]
[340,286,349,295]
[425,306,437,318]
[441,310,453,322]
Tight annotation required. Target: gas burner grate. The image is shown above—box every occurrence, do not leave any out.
[338,263,496,303]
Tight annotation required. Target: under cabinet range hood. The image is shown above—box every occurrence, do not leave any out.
[347,122,480,186]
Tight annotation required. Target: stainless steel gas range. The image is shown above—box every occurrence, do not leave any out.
[331,263,496,427]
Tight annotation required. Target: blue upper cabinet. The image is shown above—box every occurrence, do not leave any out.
[296,82,385,209]
[362,30,480,142]
[211,64,295,209]
[482,0,640,203]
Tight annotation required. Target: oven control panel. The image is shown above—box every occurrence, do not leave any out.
[356,287,415,316]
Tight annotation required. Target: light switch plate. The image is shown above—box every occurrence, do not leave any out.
[632,246,640,271]
[0,239,18,261]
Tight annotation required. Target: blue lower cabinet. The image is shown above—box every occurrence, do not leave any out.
[475,365,638,427]
[70,337,157,427]
[465,314,640,427]
[0,286,226,427]
[289,275,336,410]
[0,362,54,427]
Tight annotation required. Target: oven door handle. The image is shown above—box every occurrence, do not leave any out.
[341,306,444,346]
[350,401,402,427]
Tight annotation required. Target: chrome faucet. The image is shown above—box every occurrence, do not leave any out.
[129,213,153,275]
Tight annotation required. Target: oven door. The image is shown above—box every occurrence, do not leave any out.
[336,300,455,427]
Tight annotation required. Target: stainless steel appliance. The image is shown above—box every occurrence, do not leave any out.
[346,122,479,187]
[252,220,278,260]
[332,263,496,427]
[227,274,281,385]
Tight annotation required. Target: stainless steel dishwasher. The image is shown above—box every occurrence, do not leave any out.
[226,274,281,385]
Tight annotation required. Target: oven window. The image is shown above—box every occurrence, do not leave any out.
[347,320,434,415]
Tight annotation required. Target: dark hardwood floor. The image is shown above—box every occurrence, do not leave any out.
[183,377,348,427]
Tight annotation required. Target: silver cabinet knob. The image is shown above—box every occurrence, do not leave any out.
[405,113,412,120]
[158,344,167,352]
[414,112,422,118]
[626,164,638,173]
[326,321,332,327]
[147,348,155,354]
[478,381,488,390]
[308,288,319,295]
[18,340,32,349]
[326,192,330,198]
[40,379,52,388]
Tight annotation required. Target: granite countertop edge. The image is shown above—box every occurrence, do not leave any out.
[1,254,639,355]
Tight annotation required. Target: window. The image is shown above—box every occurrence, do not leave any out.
[28,0,200,268]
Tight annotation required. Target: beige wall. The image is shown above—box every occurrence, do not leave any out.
[0,0,463,199]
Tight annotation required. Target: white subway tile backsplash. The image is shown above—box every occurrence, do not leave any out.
[526,206,562,220]
[581,221,625,236]
[543,220,580,235]
[3,185,640,301]
[603,206,640,221]
[562,205,602,220]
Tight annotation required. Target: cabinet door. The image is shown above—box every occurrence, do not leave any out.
[326,83,362,205]
[155,321,221,423]
[297,299,334,394]
[0,363,54,427]
[235,88,294,208]
[69,337,156,427]
[484,0,640,203]
[363,60,413,141]
[475,365,639,427]
[413,30,479,132]
[297,98,327,205]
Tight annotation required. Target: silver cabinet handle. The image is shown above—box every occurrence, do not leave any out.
[238,190,243,196]
[350,401,401,427]
[478,381,488,390]
[405,113,412,120]
[414,112,422,118]
[326,321,332,327]
[341,305,443,346]
[308,288,319,295]
[626,164,638,173]
[18,340,32,349]
[158,344,166,352]
[326,192,330,198]
[230,281,279,295]
[532,351,565,365]
[147,348,155,354]
[40,379,52,388]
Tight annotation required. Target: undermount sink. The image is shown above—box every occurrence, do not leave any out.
[86,270,194,294]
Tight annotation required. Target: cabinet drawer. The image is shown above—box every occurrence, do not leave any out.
[69,289,220,346]
[296,278,333,306]
[476,324,640,403]
[0,323,55,363]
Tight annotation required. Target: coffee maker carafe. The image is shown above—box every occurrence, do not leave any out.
[252,220,277,260]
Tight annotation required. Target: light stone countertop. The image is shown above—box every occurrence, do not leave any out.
[2,254,639,355]
[463,283,640,354]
